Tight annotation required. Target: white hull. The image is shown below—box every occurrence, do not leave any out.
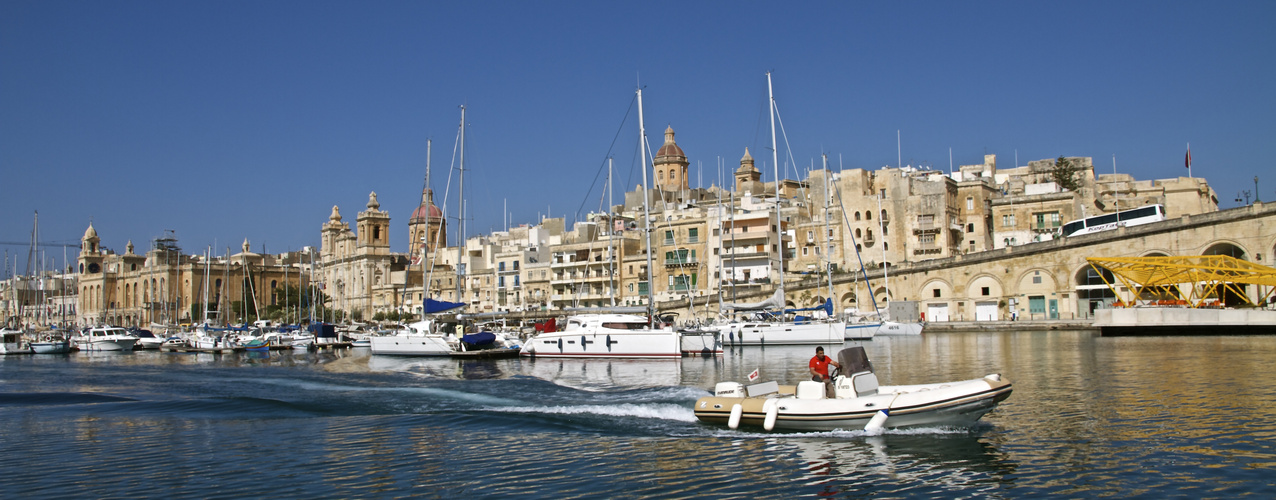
[679,330,723,356]
[844,322,880,340]
[521,314,681,359]
[30,341,72,354]
[876,321,924,336]
[77,339,138,351]
[369,335,454,356]
[695,347,1011,432]
[719,321,846,346]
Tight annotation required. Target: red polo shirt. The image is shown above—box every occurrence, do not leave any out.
[810,354,833,378]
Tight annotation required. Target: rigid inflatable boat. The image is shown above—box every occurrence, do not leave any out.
[693,347,1012,432]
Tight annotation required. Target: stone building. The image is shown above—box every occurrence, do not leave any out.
[74,225,305,327]
[318,193,405,321]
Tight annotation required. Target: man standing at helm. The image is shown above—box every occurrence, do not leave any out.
[809,346,841,382]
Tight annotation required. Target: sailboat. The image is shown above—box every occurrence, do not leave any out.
[709,73,845,346]
[25,212,71,354]
[519,87,684,358]
[870,194,923,336]
[371,107,470,357]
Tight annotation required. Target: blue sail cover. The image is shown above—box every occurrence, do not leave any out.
[785,298,834,317]
[461,331,497,347]
[423,298,466,314]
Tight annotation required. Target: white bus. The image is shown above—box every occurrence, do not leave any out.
[1061,204,1165,237]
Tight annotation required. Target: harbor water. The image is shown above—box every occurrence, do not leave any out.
[2,330,1274,498]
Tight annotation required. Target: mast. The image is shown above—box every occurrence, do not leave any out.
[767,72,784,294]
[821,154,835,310]
[878,193,888,311]
[637,87,656,327]
[455,106,467,304]
[608,157,616,307]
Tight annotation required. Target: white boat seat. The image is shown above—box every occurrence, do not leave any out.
[850,371,879,397]
[796,381,825,400]
[747,381,780,397]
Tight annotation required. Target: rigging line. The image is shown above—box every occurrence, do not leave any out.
[575,95,638,224]
[771,100,812,219]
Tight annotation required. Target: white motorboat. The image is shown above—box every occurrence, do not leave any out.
[369,320,458,356]
[520,314,682,359]
[131,328,166,349]
[75,326,140,352]
[1,328,30,354]
[693,346,1012,432]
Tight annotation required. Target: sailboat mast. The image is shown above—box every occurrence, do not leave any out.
[767,72,784,293]
[637,87,656,326]
[879,193,888,309]
[455,106,466,304]
[821,154,835,308]
[608,157,616,307]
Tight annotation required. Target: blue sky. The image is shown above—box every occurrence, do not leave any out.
[3,1,1273,272]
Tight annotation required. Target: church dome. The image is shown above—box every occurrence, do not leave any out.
[83,223,98,240]
[411,188,443,221]
[654,126,686,162]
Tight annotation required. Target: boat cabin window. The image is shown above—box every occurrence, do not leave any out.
[601,322,646,330]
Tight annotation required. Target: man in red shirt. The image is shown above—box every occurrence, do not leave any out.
[809,346,841,382]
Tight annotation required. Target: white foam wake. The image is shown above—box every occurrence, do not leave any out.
[490,403,698,422]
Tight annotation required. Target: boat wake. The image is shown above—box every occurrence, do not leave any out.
[489,402,697,422]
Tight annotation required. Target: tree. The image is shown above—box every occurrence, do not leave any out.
[1051,156,1081,191]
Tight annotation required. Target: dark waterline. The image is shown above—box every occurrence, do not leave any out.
[2,331,1274,498]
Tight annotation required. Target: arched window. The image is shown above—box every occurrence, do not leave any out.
[854,212,861,221]
[866,211,872,221]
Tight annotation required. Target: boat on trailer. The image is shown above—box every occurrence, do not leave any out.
[693,347,1012,432]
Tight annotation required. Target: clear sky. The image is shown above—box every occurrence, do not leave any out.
[3,1,1273,273]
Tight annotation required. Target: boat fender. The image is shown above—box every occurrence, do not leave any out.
[581,336,587,350]
[606,335,612,352]
[864,409,889,433]
[763,399,779,431]
[728,404,743,429]
[557,338,563,352]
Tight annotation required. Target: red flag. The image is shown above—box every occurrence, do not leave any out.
[747,368,760,381]
[1185,146,1191,169]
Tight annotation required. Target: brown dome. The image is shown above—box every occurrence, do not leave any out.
[654,126,686,164]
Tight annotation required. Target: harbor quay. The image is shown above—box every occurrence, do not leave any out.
[6,141,1274,331]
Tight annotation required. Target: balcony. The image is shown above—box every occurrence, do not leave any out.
[663,258,699,268]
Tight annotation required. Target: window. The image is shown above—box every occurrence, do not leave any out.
[1033,271,1042,284]
[1002,214,1016,227]
[499,262,505,271]
[917,214,934,227]
[967,223,975,233]
[967,197,974,210]
[981,286,990,296]
[688,228,699,243]
[866,211,872,221]
[806,230,814,242]
[855,212,861,221]
[933,289,941,298]
[919,234,936,245]
[664,230,674,245]
[802,247,809,256]
[513,261,519,271]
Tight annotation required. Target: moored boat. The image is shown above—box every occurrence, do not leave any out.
[75,326,140,352]
[29,330,73,354]
[1,328,30,354]
[520,313,681,359]
[693,346,1012,432]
